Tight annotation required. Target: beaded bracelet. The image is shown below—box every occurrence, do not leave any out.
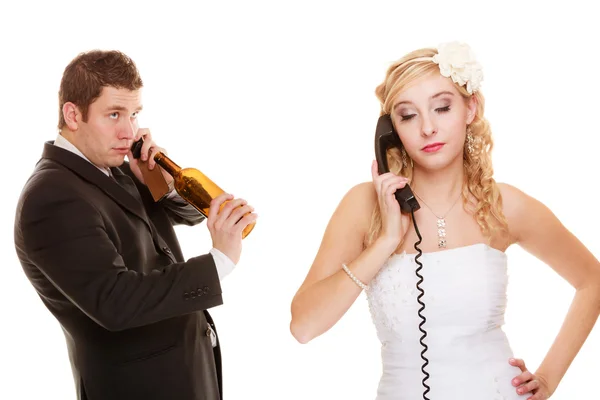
[342,263,368,291]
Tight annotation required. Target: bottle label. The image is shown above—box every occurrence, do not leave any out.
[138,160,170,201]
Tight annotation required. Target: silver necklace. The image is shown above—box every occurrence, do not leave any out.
[414,191,462,248]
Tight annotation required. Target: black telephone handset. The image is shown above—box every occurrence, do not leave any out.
[374,114,420,213]
[374,114,431,400]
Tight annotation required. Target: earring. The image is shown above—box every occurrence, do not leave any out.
[466,127,475,155]
[401,148,408,168]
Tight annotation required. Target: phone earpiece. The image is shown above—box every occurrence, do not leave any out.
[130,139,144,159]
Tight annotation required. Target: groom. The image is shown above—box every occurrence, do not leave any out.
[13,49,257,400]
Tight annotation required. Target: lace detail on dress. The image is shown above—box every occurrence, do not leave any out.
[365,244,529,400]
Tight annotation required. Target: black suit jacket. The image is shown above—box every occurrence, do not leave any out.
[14,142,224,400]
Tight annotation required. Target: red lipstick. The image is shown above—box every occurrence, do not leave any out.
[422,142,445,153]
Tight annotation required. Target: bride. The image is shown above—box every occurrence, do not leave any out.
[289,42,600,399]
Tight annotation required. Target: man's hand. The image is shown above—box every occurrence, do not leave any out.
[207,193,257,265]
[127,128,174,187]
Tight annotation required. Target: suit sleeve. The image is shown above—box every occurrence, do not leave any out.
[121,161,205,227]
[19,185,223,332]
[160,190,206,226]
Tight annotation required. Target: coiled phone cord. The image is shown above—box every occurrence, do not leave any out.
[411,208,430,400]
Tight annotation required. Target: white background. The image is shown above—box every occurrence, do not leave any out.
[1,1,599,399]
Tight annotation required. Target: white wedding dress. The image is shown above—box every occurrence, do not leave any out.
[366,243,530,399]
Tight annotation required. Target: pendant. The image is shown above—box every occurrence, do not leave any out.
[437,218,447,248]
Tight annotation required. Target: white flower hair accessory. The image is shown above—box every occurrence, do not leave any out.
[431,41,483,94]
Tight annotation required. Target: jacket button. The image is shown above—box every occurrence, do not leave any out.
[183,292,189,300]
[163,246,171,254]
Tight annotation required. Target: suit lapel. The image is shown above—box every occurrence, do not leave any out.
[41,141,152,229]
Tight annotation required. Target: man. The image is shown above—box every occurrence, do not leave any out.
[13,50,257,400]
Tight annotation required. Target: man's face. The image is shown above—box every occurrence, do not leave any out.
[73,86,142,169]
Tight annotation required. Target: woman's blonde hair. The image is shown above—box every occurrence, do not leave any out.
[365,48,509,251]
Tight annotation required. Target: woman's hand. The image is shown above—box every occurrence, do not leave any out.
[509,358,552,399]
[371,160,411,247]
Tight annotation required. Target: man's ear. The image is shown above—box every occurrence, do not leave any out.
[63,102,81,131]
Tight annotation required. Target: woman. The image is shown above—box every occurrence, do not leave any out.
[289,42,600,399]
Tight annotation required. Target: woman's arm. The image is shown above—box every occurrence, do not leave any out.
[290,182,398,343]
[500,183,600,397]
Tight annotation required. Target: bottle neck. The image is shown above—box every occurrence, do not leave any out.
[154,152,181,176]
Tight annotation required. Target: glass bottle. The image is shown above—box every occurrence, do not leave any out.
[154,152,255,239]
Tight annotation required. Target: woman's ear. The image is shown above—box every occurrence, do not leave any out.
[466,96,477,125]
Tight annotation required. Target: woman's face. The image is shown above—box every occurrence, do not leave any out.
[391,73,476,171]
